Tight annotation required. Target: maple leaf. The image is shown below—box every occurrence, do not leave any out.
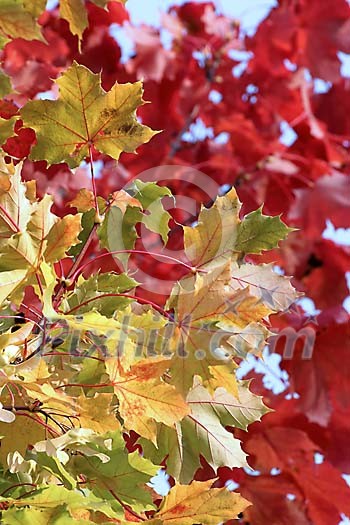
[0,166,81,305]
[243,426,350,525]
[98,180,172,268]
[235,206,294,254]
[147,480,250,525]
[21,62,157,167]
[98,192,143,268]
[128,180,172,244]
[0,484,122,522]
[76,393,120,434]
[0,164,81,306]
[60,0,126,42]
[0,0,43,49]
[161,188,297,399]
[106,357,189,442]
[69,430,160,515]
[0,71,12,97]
[68,188,95,212]
[166,259,271,395]
[0,415,46,465]
[140,381,268,483]
[44,214,82,263]
[184,188,240,267]
[62,272,138,316]
[230,262,300,312]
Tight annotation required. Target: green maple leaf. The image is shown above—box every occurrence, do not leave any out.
[235,206,295,254]
[70,430,160,514]
[98,181,172,268]
[98,204,143,269]
[128,180,172,244]
[21,62,157,167]
[62,272,138,316]
[1,484,121,522]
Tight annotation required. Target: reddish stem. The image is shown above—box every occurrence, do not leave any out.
[109,489,144,521]
[5,384,15,407]
[15,411,58,437]
[53,223,98,308]
[70,249,194,282]
[64,292,171,319]
[89,145,99,211]
[35,272,44,296]
[0,204,20,234]
[21,303,44,320]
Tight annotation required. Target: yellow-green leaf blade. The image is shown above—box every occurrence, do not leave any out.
[21,62,157,167]
[236,206,295,254]
[184,188,240,267]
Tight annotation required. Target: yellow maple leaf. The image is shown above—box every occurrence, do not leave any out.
[166,260,270,394]
[184,188,240,268]
[68,188,95,212]
[60,0,126,43]
[148,480,250,525]
[0,414,46,465]
[77,393,120,434]
[0,0,44,49]
[106,357,189,442]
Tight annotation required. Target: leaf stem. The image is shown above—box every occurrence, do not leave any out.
[35,272,44,296]
[0,483,37,498]
[89,145,99,211]
[70,249,194,282]
[109,489,144,521]
[55,382,113,390]
[64,292,171,319]
[0,204,20,234]
[52,223,98,308]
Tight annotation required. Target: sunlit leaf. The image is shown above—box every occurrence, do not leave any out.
[148,480,250,525]
[21,62,157,167]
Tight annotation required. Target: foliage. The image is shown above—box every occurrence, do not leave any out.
[0,0,349,524]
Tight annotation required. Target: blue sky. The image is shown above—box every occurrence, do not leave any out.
[126,0,276,33]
